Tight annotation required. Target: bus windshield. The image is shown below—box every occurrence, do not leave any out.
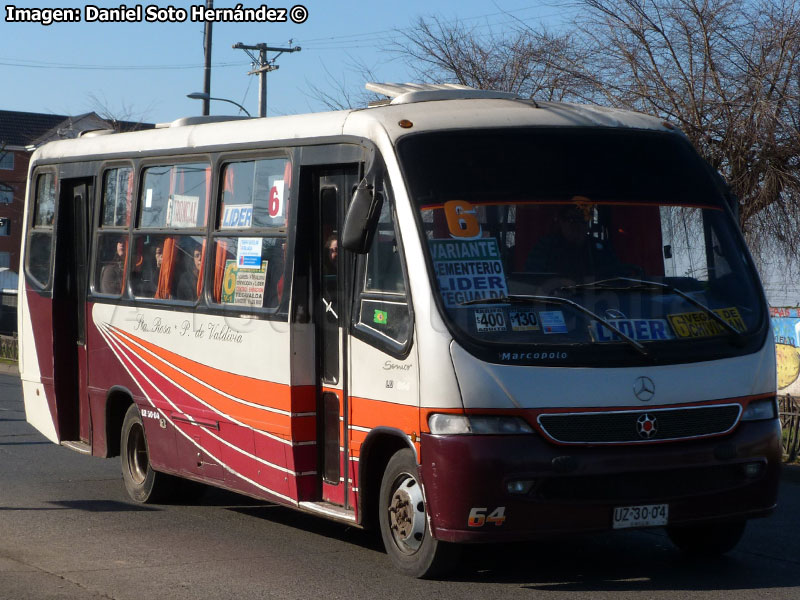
[398,128,765,364]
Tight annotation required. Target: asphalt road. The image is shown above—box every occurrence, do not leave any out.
[1,371,799,599]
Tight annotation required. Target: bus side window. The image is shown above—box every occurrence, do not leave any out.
[353,192,412,351]
[25,172,57,288]
[130,163,210,302]
[95,235,127,295]
[210,157,290,311]
[93,166,133,296]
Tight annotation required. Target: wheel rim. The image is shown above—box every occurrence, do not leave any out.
[387,472,426,554]
[126,423,149,485]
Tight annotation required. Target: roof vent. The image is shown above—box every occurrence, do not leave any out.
[365,82,521,105]
[78,129,115,138]
[156,115,252,129]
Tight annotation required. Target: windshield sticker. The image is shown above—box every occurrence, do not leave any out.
[221,204,254,228]
[236,237,262,268]
[668,307,745,338]
[539,311,568,334]
[221,259,267,306]
[431,238,508,307]
[269,180,285,218]
[373,309,388,325]
[443,200,481,238]
[590,319,673,342]
[474,308,507,332]
[509,309,540,332]
[167,194,199,228]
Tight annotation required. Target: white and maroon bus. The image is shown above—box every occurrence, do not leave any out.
[19,83,780,577]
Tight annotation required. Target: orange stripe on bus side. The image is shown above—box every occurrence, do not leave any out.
[350,396,419,432]
[110,329,295,437]
[109,326,295,412]
[349,396,421,458]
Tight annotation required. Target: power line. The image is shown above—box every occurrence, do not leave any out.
[0,58,248,71]
[232,42,301,117]
[0,6,580,72]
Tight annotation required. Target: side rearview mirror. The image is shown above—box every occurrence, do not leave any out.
[341,178,383,254]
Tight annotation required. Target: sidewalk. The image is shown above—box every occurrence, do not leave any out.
[0,361,18,375]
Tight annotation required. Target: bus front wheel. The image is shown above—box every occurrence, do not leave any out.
[121,404,172,503]
[378,448,460,578]
[666,519,746,557]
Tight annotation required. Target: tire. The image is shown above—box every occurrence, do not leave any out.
[378,448,461,578]
[667,520,746,557]
[120,404,178,504]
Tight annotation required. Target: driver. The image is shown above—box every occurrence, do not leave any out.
[525,204,621,278]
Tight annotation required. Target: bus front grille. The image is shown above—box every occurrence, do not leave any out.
[537,404,741,444]
[534,463,753,503]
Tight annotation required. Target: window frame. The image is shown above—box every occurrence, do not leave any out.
[397,127,769,368]
[24,169,58,291]
[207,151,294,317]
[350,179,414,359]
[91,162,135,298]
[124,157,214,305]
[0,152,13,171]
[0,183,13,204]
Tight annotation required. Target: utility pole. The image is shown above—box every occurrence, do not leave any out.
[202,0,213,116]
[232,42,301,117]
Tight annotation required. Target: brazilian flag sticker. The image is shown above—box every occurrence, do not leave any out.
[373,309,388,325]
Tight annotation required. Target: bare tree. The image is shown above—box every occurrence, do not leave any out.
[394,15,591,102]
[571,0,800,264]
[88,92,154,131]
[305,58,386,110]
[394,1,800,272]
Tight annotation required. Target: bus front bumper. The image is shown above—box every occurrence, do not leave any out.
[420,419,781,543]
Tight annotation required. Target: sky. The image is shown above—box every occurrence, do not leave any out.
[1,0,573,124]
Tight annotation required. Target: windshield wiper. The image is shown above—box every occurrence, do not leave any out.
[459,294,650,357]
[557,277,746,342]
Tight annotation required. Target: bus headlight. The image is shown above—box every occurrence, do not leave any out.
[740,398,777,421]
[428,414,534,435]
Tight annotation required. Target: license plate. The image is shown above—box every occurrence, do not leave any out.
[612,503,668,529]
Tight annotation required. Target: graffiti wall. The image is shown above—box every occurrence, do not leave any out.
[772,307,800,395]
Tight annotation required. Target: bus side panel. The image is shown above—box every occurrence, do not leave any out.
[18,277,58,442]
[348,337,421,517]
[21,288,59,442]
[90,303,301,505]
[85,303,177,470]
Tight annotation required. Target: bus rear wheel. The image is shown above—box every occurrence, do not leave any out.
[378,448,461,578]
[666,520,746,557]
[121,404,174,503]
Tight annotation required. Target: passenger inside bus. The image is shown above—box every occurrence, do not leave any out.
[175,243,203,301]
[322,233,338,319]
[324,234,338,273]
[133,243,163,297]
[99,237,126,294]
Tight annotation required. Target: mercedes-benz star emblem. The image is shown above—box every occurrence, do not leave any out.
[636,414,658,439]
[633,376,655,401]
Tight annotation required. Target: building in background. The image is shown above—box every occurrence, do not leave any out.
[0,110,153,274]
[0,110,152,334]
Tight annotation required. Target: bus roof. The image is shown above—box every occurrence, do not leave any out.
[30,84,674,164]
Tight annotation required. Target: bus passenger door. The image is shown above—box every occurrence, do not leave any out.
[315,167,359,507]
[52,179,92,445]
